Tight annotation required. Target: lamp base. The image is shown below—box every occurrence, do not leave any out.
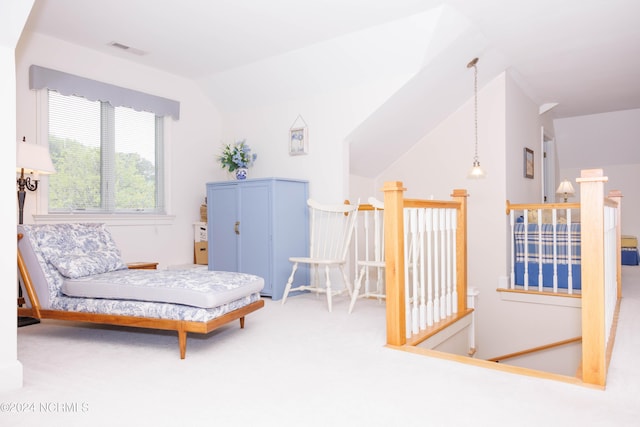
[18,317,40,327]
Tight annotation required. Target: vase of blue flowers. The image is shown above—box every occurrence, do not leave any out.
[218,139,257,180]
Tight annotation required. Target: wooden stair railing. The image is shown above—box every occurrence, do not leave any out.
[380,169,621,389]
[488,336,582,363]
[382,182,469,348]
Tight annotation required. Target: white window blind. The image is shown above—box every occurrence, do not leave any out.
[48,90,164,213]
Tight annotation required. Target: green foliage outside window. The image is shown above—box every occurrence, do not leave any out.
[48,136,156,211]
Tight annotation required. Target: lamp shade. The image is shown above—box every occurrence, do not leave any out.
[556,179,575,196]
[16,142,56,176]
[468,161,486,179]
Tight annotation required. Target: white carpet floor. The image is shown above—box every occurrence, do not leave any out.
[3,266,640,426]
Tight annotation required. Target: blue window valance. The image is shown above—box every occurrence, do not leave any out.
[29,65,180,120]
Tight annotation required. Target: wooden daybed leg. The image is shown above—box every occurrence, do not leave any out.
[240,316,245,329]
[178,330,187,359]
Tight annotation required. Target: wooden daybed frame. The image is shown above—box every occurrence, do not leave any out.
[17,234,265,359]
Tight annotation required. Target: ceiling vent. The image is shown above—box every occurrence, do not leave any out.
[108,41,147,56]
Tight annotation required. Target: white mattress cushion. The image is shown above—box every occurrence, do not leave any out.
[62,269,264,309]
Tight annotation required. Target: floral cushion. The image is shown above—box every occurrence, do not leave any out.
[49,250,128,279]
[27,223,128,279]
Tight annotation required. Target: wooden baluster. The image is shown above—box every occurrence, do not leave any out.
[439,209,447,318]
[607,190,623,298]
[537,208,543,291]
[409,208,419,335]
[552,208,558,293]
[450,208,458,315]
[373,209,382,296]
[403,208,411,338]
[509,208,515,289]
[445,208,452,316]
[363,210,370,296]
[433,208,441,323]
[523,209,529,290]
[418,208,427,330]
[426,208,434,326]
[567,208,573,294]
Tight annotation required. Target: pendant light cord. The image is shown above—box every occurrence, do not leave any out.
[468,58,479,164]
[466,57,484,179]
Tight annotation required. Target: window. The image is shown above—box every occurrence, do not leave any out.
[47,90,165,214]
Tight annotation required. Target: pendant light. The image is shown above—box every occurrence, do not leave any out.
[467,57,485,179]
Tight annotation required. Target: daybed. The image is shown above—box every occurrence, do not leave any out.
[17,223,265,359]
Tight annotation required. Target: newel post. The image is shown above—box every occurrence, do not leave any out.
[451,189,468,312]
[576,169,607,387]
[383,181,406,346]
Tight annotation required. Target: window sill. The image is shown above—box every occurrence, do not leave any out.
[33,213,176,227]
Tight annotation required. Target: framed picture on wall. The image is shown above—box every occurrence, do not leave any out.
[289,127,308,155]
[524,147,534,179]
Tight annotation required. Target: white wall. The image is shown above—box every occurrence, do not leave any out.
[474,73,583,361]
[349,174,379,205]
[555,109,640,239]
[561,164,640,239]
[555,109,640,169]
[374,72,508,359]
[215,90,363,204]
[15,32,223,268]
[1,0,35,392]
[505,74,544,204]
[196,11,440,204]
[371,71,581,359]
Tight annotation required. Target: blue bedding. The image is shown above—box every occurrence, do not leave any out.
[513,223,581,289]
[622,247,639,266]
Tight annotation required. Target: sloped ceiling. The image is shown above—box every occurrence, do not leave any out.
[21,0,640,177]
[196,8,445,112]
[346,5,509,177]
[22,0,440,78]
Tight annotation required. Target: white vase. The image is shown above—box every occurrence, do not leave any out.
[235,168,248,180]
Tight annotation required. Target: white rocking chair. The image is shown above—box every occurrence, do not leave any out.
[349,197,385,313]
[281,199,359,312]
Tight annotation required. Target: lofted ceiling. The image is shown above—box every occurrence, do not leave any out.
[21,0,640,176]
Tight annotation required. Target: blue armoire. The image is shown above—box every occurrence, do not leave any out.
[206,178,309,300]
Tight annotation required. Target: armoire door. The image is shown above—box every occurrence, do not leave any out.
[237,183,272,295]
[208,184,239,272]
